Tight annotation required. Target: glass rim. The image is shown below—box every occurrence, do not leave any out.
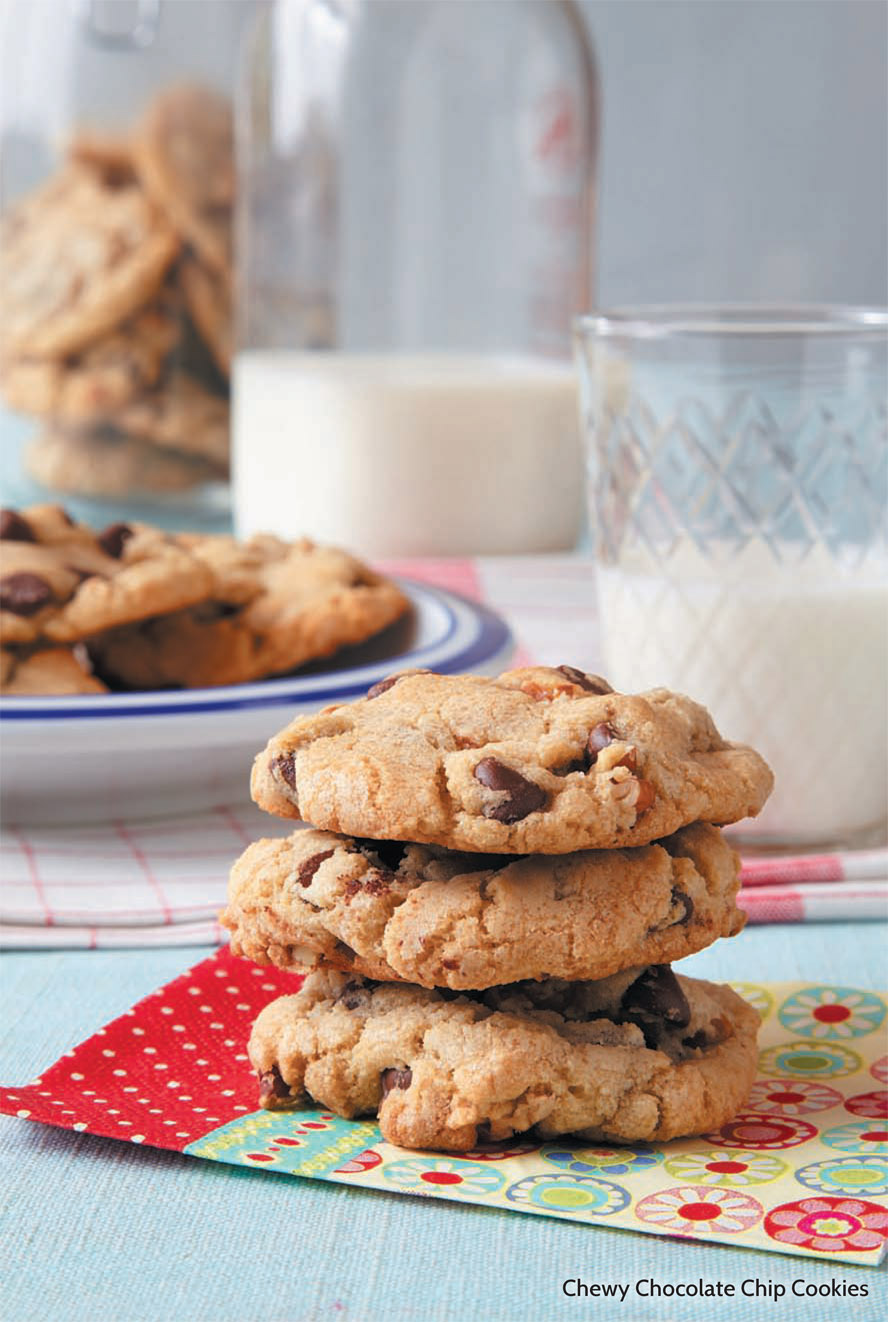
[575,303,888,340]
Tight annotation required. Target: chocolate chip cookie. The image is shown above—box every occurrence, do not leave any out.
[223,822,744,989]
[0,643,107,695]
[88,534,410,689]
[0,167,179,360]
[251,667,774,853]
[1,294,180,424]
[134,84,233,275]
[112,372,229,468]
[25,427,225,499]
[0,504,214,645]
[180,255,231,378]
[249,965,759,1151]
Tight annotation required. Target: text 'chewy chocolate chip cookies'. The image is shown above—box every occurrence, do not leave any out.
[251,666,774,853]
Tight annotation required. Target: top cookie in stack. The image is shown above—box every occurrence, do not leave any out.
[224,666,773,1152]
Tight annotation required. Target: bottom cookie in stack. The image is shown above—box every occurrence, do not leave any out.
[246,965,759,1153]
[222,822,758,1151]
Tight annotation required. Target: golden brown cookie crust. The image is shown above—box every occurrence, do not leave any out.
[248,967,760,1152]
[0,644,107,695]
[25,428,224,499]
[251,667,774,852]
[223,823,745,989]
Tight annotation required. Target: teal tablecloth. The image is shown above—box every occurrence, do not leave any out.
[2,926,886,1322]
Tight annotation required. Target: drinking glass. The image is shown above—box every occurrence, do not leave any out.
[575,305,888,849]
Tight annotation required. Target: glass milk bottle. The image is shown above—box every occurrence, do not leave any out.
[235,0,599,555]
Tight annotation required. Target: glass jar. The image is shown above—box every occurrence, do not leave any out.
[0,0,254,529]
[235,0,599,555]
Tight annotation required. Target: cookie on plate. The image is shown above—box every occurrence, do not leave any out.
[89,535,411,689]
[25,427,225,499]
[134,84,233,275]
[249,964,760,1151]
[0,504,214,645]
[223,822,745,989]
[251,667,774,852]
[0,167,178,360]
[0,643,107,695]
[0,294,180,424]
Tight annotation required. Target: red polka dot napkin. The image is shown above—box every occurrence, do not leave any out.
[1,947,886,1264]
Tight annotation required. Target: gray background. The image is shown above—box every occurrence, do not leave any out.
[582,0,888,305]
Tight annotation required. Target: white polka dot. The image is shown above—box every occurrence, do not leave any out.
[148,1109,162,1115]
[207,1074,221,1082]
[39,1090,50,1097]
[51,1100,63,1107]
[233,1105,247,1112]
[132,1028,145,1036]
[161,1007,173,1016]
[123,1086,137,1094]
[73,1122,87,1132]
[131,1134,145,1144]
[138,1098,149,1105]
[163,1119,175,1126]
[261,983,276,992]
[223,1040,235,1048]
[154,1064,168,1071]
[107,1109,120,1115]
[215,970,227,978]
[70,1072,84,1081]
[16,1109,30,1118]
[207,1116,219,1123]
[182,1044,196,1051]
[175,1131,190,1138]
[225,986,239,995]
[199,1005,211,1013]
[187,987,200,995]
[117,1120,132,1127]
[83,1090,95,1097]
[101,1049,115,1058]
[209,1022,224,1030]
[235,1004,250,1011]
[192,1107,206,1113]
[113,1069,127,1077]
[234,1054,248,1062]
[172,1025,185,1033]
[178,1095,192,1103]
[251,968,263,977]
[143,1047,157,1055]
[221,1089,235,1097]
[96,1028,106,1036]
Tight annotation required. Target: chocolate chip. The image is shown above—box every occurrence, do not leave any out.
[336,981,369,1010]
[271,753,296,789]
[672,888,694,924]
[296,848,334,886]
[0,572,52,616]
[682,1029,709,1050]
[0,509,35,542]
[586,722,614,764]
[97,522,133,558]
[621,965,691,1047]
[634,779,656,815]
[557,666,613,694]
[552,759,587,777]
[366,674,401,699]
[354,838,407,871]
[380,1067,412,1098]
[335,939,358,960]
[474,757,547,823]
[258,1064,291,1106]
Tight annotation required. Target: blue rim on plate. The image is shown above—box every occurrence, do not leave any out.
[0,580,513,721]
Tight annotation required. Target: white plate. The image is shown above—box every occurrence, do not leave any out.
[0,581,513,824]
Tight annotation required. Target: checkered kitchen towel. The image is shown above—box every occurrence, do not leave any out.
[1,557,885,947]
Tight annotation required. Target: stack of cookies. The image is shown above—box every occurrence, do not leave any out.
[0,504,409,694]
[0,85,232,499]
[222,666,774,1152]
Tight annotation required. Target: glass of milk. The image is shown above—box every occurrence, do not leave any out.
[576,306,888,850]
